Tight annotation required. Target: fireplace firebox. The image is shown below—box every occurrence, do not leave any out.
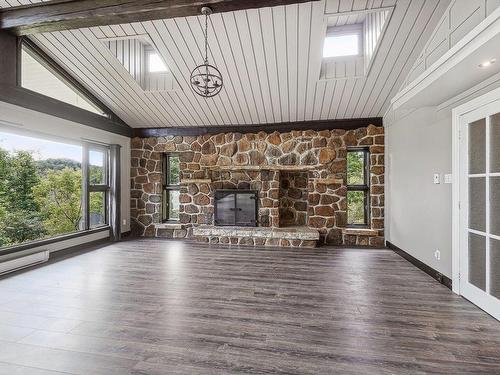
[214,190,258,227]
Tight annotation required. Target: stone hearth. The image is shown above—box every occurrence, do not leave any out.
[193,226,319,248]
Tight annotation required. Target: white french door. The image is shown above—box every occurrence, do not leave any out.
[458,95,500,320]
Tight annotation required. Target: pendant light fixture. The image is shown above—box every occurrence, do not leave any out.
[190,7,223,98]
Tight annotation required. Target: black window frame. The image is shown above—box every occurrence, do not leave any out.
[162,153,180,222]
[83,143,111,230]
[346,147,370,228]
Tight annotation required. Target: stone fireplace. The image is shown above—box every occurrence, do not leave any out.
[130,125,385,247]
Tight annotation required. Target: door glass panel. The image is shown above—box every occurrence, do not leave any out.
[491,238,500,299]
[89,191,106,228]
[490,113,500,173]
[89,150,105,185]
[215,193,235,225]
[236,193,256,226]
[469,232,486,291]
[491,177,500,236]
[469,118,486,174]
[469,177,486,232]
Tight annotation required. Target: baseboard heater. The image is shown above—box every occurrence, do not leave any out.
[0,250,49,276]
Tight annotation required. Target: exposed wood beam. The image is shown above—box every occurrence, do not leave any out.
[0,0,319,36]
[133,118,383,137]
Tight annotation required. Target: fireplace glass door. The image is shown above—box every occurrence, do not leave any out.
[214,190,258,226]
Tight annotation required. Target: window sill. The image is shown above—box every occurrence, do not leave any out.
[342,228,379,236]
[0,226,110,257]
[156,222,184,230]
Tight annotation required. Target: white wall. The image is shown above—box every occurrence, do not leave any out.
[0,100,131,252]
[385,75,500,278]
[385,106,453,276]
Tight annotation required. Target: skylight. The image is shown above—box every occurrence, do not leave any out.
[148,52,168,73]
[323,34,359,58]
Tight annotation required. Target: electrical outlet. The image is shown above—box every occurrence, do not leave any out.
[444,174,452,184]
[434,250,441,261]
[122,219,127,226]
[433,174,441,184]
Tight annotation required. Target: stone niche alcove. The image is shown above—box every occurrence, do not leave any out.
[279,171,309,227]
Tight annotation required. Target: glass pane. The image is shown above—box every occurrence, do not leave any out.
[323,34,359,58]
[21,47,105,116]
[468,118,485,174]
[347,191,366,225]
[215,193,235,225]
[236,193,256,226]
[491,113,500,173]
[469,232,486,291]
[491,177,500,236]
[148,52,168,73]
[0,131,83,249]
[347,151,365,185]
[469,177,485,232]
[490,238,500,299]
[89,192,106,228]
[168,155,180,185]
[168,190,180,220]
[89,150,106,185]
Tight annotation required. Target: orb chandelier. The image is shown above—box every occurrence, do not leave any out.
[190,7,223,98]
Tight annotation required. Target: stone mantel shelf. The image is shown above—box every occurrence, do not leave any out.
[180,179,211,184]
[314,178,343,184]
[207,165,318,171]
[180,177,343,185]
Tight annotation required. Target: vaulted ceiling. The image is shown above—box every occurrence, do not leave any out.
[2,0,451,128]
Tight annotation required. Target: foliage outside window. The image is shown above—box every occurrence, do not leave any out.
[0,132,109,250]
[162,154,180,221]
[347,148,370,226]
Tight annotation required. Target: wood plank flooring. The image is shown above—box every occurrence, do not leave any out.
[0,239,499,374]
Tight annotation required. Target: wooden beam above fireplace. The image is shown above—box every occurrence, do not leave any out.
[0,0,320,36]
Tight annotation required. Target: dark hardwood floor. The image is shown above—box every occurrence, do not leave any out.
[0,239,499,374]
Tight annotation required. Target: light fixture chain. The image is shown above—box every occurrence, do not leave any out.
[204,11,208,64]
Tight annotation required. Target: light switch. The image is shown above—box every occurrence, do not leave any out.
[444,174,452,184]
[433,174,440,184]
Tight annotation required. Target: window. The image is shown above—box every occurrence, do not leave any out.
[0,131,110,250]
[21,44,107,116]
[147,50,168,73]
[323,26,361,58]
[347,148,370,226]
[162,154,180,221]
[87,146,110,228]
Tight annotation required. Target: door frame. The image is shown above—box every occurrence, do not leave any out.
[452,86,500,296]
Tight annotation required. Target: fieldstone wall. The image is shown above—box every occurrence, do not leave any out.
[130,124,385,246]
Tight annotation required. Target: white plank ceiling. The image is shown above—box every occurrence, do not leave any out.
[0,0,47,7]
[3,0,451,128]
